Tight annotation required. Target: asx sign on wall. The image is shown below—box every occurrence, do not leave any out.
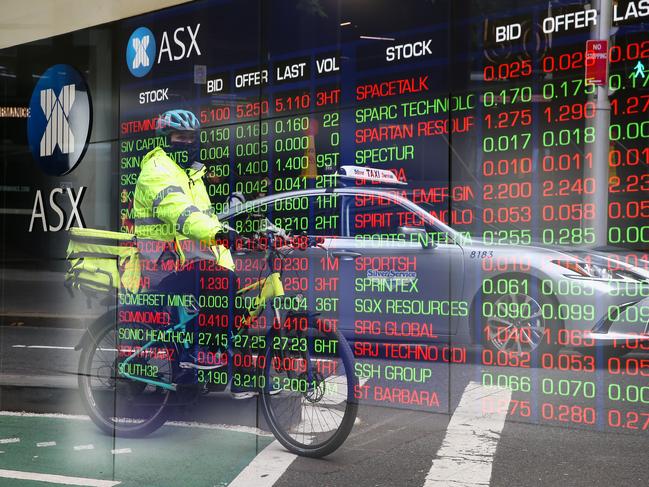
[27,64,92,176]
[126,24,202,77]
[26,64,91,232]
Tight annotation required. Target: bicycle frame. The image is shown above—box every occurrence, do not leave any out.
[118,305,196,392]
[237,271,284,319]
[117,244,286,392]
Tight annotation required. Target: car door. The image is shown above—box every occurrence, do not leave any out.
[331,189,465,345]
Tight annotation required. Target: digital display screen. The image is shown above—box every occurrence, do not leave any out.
[5,0,649,482]
[114,0,649,431]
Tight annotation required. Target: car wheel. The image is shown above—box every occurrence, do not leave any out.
[478,277,561,355]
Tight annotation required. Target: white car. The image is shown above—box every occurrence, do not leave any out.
[219,167,649,356]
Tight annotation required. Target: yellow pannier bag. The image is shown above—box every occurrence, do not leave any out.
[65,227,141,296]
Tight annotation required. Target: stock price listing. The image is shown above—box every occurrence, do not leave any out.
[116,0,649,426]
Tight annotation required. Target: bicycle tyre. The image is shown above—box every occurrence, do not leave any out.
[78,312,172,437]
[260,325,358,457]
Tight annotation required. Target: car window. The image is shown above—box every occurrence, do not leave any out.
[308,193,342,237]
[345,193,426,238]
[227,193,343,237]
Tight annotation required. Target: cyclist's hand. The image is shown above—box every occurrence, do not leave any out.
[214,222,235,240]
[236,234,266,252]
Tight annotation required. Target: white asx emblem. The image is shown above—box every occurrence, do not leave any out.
[132,35,150,69]
[39,84,75,157]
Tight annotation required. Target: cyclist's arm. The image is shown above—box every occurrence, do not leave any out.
[139,165,225,243]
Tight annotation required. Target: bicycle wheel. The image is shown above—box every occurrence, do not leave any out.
[260,322,358,457]
[78,313,173,437]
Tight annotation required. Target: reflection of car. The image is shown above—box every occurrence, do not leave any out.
[218,169,649,356]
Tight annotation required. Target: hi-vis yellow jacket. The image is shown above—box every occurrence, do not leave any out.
[133,147,234,271]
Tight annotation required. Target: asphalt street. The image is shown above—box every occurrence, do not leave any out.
[2,324,649,487]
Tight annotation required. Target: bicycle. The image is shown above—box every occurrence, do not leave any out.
[75,225,358,458]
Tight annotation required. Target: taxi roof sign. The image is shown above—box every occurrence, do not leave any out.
[338,166,407,186]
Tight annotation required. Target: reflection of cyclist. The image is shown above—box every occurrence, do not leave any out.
[134,109,229,248]
[133,109,255,398]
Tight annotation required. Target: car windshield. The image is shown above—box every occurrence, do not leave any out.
[401,199,469,246]
[218,188,469,246]
[346,187,468,245]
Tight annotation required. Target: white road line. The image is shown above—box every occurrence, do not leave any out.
[165,420,273,437]
[73,444,95,451]
[111,448,132,455]
[290,375,364,436]
[37,441,57,447]
[0,411,91,421]
[227,441,297,487]
[0,411,273,436]
[0,438,20,444]
[424,381,511,487]
[0,469,120,486]
[11,345,75,350]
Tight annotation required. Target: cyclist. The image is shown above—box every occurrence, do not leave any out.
[133,108,255,399]
[133,109,227,248]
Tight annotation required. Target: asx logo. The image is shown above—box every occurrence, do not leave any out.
[26,64,91,232]
[126,24,201,77]
[126,26,156,77]
[27,64,92,176]
[39,84,75,156]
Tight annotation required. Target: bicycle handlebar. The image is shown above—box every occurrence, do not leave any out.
[220,221,322,254]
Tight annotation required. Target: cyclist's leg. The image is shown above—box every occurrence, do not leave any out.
[155,264,200,384]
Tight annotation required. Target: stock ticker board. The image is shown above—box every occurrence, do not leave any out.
[116,0,649,427]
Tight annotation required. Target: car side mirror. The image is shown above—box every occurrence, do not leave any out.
[398,226,435,249]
